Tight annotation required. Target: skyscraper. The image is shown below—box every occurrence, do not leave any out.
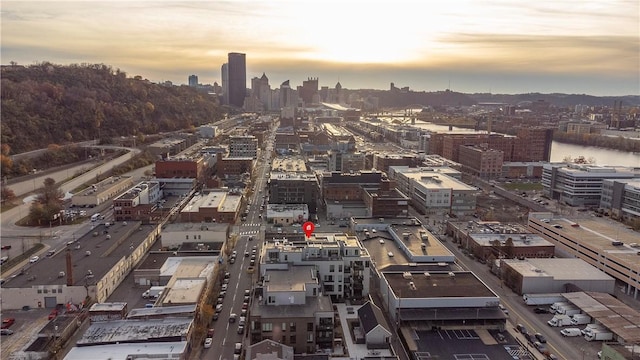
[188,75,198,87]
[227,52,246,108]
[221,63,228,105]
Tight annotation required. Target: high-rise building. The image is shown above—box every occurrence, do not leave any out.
[227,52,246,108]
[188,75,198,87]
[221,63,228,104]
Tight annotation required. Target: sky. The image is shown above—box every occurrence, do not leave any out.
[1,0,639,96]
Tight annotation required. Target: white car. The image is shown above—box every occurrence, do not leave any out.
[29,256,40,263]
[204,337,213,348]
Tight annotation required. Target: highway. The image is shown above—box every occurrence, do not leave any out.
[0,147,141,274]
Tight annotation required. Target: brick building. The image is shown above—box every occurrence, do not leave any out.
[458,144,504,179]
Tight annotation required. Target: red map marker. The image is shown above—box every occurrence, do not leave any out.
[303,221,315,238]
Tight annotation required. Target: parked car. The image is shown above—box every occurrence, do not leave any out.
[0,329,14,336]
[229,313,237,323]
[534,333,547,343]
[534,307,549,314]
[237,325,244,334]
[534,341,547,353]
[207,328,215,337]
[516,323,527,334]
[204,337,213,348]
[29,256,39,263]
[1,245,12,250]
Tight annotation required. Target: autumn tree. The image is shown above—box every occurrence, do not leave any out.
[28,177,64,225]
[1,185,16,204]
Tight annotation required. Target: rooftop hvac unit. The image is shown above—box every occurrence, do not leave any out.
[448,272,455,277]
[424,272,431,278]
[409,281,416,290]
[402,272,413,280]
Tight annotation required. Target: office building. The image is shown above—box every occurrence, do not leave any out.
[227,52,246,107]
[229,135,258,159]
[542,163,640,206]
[600,178,640,222]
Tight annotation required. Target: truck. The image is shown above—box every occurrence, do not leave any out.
[547,314,572,327]
[550,301,569,312]
[582,324,605,336]
[142,286,165,299]
[584,329,613,342]
[522,293,565,306]
[570,314,592,325]
[555,304,580,315]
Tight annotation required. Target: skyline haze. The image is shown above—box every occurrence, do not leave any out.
[1,0,639,96]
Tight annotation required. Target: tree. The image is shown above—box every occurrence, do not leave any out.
[504,237,515,259]
[0,185,16,204]
[29,177,64,225]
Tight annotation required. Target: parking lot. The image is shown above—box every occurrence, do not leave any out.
[1,308,51,359]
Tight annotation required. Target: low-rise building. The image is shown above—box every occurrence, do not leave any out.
[528,212,640,299]
[71,176,134,208]
[113,181,163,221]
[447,221,555,260]
[500,258,616,295]
[265,204,309,225]
[159,222,229,249]
[179,190,241,223]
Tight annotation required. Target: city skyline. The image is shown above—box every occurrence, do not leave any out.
[1,0,638,96]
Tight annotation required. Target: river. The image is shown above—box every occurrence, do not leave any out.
[385,118,640,167]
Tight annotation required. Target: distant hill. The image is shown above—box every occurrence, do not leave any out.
[1,62,223,154]
[466,92,640,107]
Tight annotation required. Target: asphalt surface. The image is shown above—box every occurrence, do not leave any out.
[200,127,276,360]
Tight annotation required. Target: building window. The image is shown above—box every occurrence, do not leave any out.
[262,323,273,332]
[329,265,335,272]
[290,322,296,331]
[290,335,296,344]
[268,296,275,304]
[282,322,287,331]
[307,332,313,342]
[307,322,313,331]
[186,235,189,240]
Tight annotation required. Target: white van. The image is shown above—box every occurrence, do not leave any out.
[91,213,100,222]
[560,328,581,337]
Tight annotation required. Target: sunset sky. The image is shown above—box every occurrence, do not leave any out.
[2,0,638,95]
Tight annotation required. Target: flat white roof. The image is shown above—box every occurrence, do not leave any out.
[64,341,187,360]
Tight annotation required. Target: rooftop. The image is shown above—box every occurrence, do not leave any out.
[77,318,192,345]
[502,258,615,281]
[4,222,153,288]
[385,271,496,299]
[563,291,640,343]
[265,265,316,293]
[162,278,206,305]
[127,304,197,319]
[529,213,640,266]
[65,342,187,360]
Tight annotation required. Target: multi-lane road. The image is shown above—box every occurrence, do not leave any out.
[202,126,276,360]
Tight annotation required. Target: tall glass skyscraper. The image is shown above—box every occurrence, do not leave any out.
[227,52,246,108]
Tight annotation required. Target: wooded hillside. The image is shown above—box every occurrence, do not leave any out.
[1,62,223,154]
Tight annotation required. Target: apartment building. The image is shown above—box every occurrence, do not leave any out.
[229,135,258,159]
[388,166,478,216]
[260,234,371,302]
[268,172,319,213]
[249,266,334,354]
